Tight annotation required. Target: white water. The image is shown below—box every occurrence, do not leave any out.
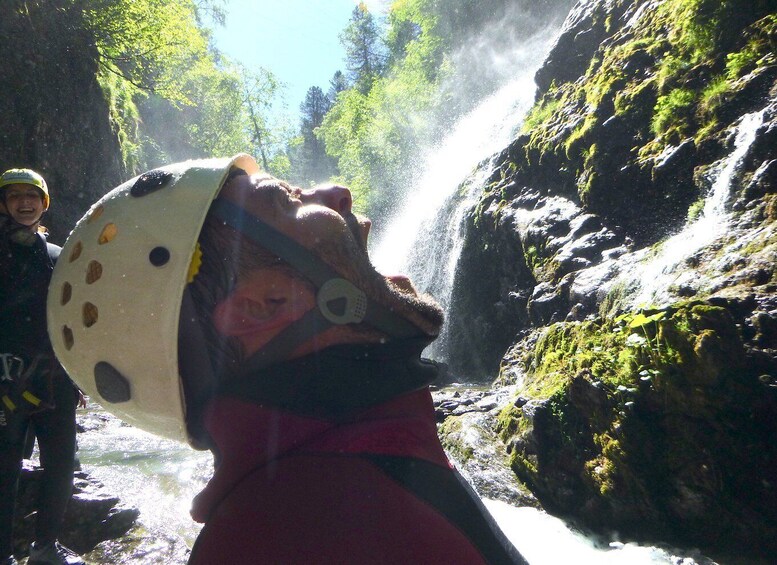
[624,110,766,307]
[372,33,554,361]
[486,500,710,564]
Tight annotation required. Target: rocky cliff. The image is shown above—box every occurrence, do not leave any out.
[0,0,125,243]
[446,0,777,561]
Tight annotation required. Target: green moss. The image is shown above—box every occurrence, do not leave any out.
[497,300,754,515]
[438,417,475,462]
[98,69,141,172]
[517,0,773,187]
[518,302,744,403]
[686,196,706,222]
[725,15,777,80]
[652,87,696,138]
[521,94,562,134]
[584,432,625,496]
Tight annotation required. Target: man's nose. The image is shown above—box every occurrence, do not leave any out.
[302,184,352,215]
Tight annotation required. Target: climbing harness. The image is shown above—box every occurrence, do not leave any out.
[0,353,55,421]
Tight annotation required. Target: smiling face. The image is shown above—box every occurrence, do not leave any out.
[3,183,46,227]
[206,172,444,360]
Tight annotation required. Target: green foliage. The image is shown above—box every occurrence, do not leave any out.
[340,3,387,94]
[317,0,451,215]
[290,86,337,186]
[651,87,696,138]
[725,14,777,80]
[180,62,247,158]
[96,69,142,172]
[70,0,293,174]
[80,0,209,104]
[318,88,372,209]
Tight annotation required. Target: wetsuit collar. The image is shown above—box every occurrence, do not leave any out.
[217,337,441,421]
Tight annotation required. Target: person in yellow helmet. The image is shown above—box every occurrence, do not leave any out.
[0,169,85,565]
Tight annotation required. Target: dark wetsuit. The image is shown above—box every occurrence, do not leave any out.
[188,341,527,564]
[0,226,77,557]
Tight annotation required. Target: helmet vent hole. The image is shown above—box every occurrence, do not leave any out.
[130,169,173,197]
[94,362,131,403]
[62,326,74,350]
[86,261,103,284]
[87,205,104,224]
[69,241,83,262]
[83,302,99,327]
[98,223,117,245]
[149,246,171,267]
[61,282,72,305]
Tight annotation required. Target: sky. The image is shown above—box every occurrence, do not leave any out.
[209,0,390,123]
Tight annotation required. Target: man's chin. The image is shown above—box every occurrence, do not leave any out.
[384,279,444,337]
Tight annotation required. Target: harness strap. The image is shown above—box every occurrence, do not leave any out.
[2,394,15,411]
[363,454,528,565]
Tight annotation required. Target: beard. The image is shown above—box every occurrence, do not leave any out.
[313,217,445,338]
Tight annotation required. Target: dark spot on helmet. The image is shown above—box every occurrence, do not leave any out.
[94,361,131,403]
[130,169,173,197]
[149,246,171,267]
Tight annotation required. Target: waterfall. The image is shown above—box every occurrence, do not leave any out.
[624,109,766,307]
[372,31,556,363]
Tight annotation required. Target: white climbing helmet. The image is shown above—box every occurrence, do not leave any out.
[47,154,260,445]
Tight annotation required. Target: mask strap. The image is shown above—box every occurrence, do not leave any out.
[209,199,421,340]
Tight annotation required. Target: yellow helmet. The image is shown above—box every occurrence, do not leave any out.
[0,168,50,210]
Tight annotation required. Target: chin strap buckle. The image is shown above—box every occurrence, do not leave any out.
[317,278,367,325]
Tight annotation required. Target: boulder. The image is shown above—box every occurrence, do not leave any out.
[12,462,139,558]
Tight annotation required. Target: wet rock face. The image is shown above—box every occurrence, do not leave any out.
[496,303,777,561]
[535,0,632,94]
[453,0,777,350]
[444,203,535,381]
[432,386,539,508]
[448,1,777,553]
[0,1,125,243]
[13,461,139,558]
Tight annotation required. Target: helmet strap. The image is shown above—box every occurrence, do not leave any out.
[208,199,422,362]
[178,287,218,449]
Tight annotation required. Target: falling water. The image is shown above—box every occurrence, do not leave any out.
[372,32,556,362]
[623,109,766,307]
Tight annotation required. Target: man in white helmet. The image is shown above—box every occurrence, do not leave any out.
[48,155,526,564]
[0,169,84,565]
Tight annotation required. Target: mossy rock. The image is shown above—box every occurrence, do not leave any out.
[498,301,777,561]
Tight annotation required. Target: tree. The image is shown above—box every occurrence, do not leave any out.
[242,67,277,170]
[339,3,386,94]
[328,70,350,103]
[293,86,337,185]
[318,0,448,215]
[78,0,210,103]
